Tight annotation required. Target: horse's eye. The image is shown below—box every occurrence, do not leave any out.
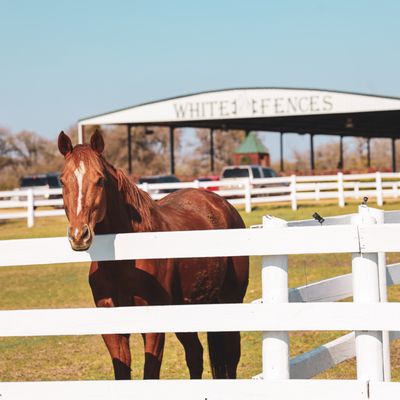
[96,177,105,186]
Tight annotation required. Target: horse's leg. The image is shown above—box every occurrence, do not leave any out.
[207,255,248,379]
[175,332,204,379]
[89,262,132,380]
[207,331,240,379]
[98,298,132,380]
[141,332,165,379]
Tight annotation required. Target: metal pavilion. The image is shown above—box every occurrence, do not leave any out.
[78,88,400,174]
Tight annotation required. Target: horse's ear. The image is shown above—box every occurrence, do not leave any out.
[90,130,104,155]
[58,131,73,157]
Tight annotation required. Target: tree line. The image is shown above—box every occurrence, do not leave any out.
[0,125,396,190]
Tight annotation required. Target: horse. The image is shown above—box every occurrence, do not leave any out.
[57,130,249,380]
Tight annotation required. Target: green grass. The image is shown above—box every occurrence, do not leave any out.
[1,199,400,381]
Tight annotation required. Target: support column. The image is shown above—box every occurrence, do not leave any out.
[169,127,175,175]
[310,134,315,171]
[127,124,132,175]
[280,132,284,172]
[339,135,344,170]
[392,138,396,172]
[210,128,215,173]
[78,124,85,144]
[367,138,371,168]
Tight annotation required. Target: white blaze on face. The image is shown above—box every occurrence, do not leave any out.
[73,161,86,216]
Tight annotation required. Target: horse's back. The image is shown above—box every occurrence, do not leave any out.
[158,188,245,231]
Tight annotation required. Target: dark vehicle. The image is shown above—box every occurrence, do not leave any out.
[18,173,62,199]
[138,175,181,193]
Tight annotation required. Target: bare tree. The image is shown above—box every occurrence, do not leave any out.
[179,129,246,177]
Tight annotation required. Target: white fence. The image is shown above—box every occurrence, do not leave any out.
[2,172,400,227]
[2,205,400,398]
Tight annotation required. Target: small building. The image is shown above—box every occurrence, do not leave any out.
[233,133,270,167]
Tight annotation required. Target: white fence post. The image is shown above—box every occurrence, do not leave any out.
[337,172,345,207]
[315,183,320,201]
[193,179,200,189]
[244,178,252,213]
[376,171,383,206]
[261,215,289,380]
[351,206,384,381]
[393,183,399,199]
[367,206,391,381]
[141,182,149,193]
[354,181,360,200]
[290,175,297,211]
[27,189,34,228]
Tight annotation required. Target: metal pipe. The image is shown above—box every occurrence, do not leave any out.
[339,136,344,170]
[210,128,215,173]
[392,138,396,172]
[310,134,315,171]
[367,138,371,168]
[170,127,175,175]
[127,125,132,175]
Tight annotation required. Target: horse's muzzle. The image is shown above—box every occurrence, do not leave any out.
[67,224,93,251]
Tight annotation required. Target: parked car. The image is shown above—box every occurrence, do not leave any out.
[138,175,181,193]
[197,175,219,191]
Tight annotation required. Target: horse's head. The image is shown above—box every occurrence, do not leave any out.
[58,130,107,251]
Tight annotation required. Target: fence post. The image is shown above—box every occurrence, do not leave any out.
[262,215,289,380]
[337,172,345,207]
[367,206,391,381]
[193,179,200,189]
[376,171,383,206]
[290,175,297,211]
[27,189,34,228]
[393,183,399,199]
[351,206,384,381]
[141,182,149,193]
[244,178,252,213]
[354,181,360,200]
[315,183,320,201]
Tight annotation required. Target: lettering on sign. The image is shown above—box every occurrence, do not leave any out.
[173,95,334,120]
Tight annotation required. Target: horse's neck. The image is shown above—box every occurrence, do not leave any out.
[95,169,158,234]
[95,184,132,235]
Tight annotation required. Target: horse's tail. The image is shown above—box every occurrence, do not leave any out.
[207,331,241,379]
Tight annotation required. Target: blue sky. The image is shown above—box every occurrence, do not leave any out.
[1,0,400,162]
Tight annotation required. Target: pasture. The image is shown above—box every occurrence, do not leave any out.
[1,199,400,381]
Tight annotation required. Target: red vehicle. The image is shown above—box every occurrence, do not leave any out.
[197,175,219,191]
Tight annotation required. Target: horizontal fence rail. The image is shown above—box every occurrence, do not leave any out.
[0,224,377,266]
[3,223,400,267]
[1,171,400,226]
[2,303,400,337]
[0,379,372,400]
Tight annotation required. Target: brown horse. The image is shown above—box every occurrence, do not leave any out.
[58,130,249,380]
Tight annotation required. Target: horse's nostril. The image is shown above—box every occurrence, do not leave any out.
[82,225,91,241]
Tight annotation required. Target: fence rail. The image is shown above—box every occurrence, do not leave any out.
[2,206,400,398]
[1,171,400,226]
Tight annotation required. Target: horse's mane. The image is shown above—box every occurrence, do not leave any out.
[115,168,154,232]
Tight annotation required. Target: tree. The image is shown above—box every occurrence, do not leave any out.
[178,129,246,177]
[0,128,14,170]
